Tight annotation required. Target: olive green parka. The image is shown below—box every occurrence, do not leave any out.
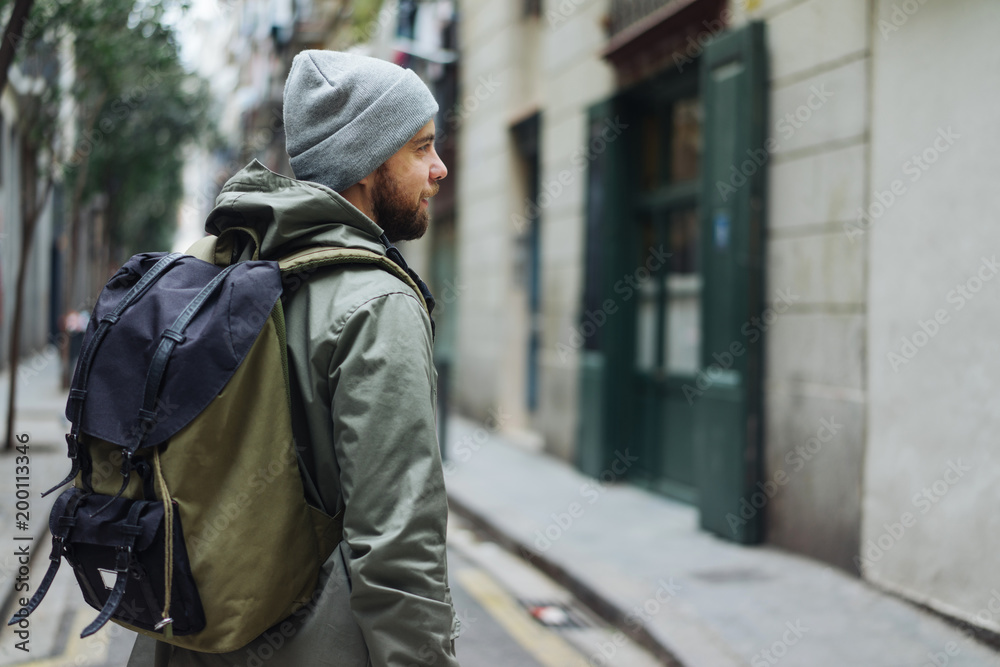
[128,160,461,667]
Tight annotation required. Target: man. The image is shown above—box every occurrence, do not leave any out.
[128,50,460,666]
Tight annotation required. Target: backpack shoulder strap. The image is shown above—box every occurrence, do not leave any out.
[185,237,430,315]
[278,246,429,314]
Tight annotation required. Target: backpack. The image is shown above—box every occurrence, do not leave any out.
[7,226,433,653]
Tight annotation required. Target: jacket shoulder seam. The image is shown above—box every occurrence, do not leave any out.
[334,290,426,337]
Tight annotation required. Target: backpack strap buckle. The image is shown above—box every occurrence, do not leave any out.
[115,545,132,572]
[81,502,144,638]
[41,434,82,498]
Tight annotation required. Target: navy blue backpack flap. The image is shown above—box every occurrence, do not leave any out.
[68,252,283,449]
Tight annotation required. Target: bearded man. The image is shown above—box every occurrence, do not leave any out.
[128,49,460,667]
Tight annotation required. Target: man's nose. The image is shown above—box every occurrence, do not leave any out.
[431,151,448,182]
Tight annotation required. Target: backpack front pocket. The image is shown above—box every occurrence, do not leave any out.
[56,487,206,637]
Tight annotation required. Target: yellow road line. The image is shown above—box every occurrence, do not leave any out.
[10,609,110,667]
[456,568,591,667]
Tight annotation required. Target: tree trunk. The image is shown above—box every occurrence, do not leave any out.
[5,172,53,451]
[0,0,36,96]
[63,93,105,321]
[0,0,37,368]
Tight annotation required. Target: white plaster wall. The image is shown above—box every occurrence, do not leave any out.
[865,0,1000,633]
[454,0,614,456]
[731,0,871,571]
[535,0,614,458]
[454,0,526,423]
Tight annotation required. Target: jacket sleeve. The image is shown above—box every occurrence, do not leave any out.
[327,290,460,667]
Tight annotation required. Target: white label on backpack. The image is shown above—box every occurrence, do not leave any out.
[98,568,118,590]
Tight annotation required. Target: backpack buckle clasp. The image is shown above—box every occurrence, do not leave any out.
[115,545,132,572]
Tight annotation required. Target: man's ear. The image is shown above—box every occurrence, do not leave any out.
[337,168,378,219]
[339,168,375,197]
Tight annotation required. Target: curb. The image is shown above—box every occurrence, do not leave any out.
[447,493,685,667]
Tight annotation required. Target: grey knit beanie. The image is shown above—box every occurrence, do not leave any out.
[283,50,439,193]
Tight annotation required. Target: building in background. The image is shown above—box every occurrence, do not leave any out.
[452,0,1000,640]
[0,43,67,367]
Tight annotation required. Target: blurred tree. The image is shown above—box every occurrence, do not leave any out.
[0,0,37,380]
[349,0,387,44]
[66,0,212,258]
[0,0,35,95]
[2,0,211,449]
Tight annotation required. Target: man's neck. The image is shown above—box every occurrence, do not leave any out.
[338,183,374,221]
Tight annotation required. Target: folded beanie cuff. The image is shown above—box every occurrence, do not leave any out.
[285,54,439,193]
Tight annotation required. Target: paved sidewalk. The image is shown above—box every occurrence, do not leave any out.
[443,415,1000,667]
[0,348,77,661]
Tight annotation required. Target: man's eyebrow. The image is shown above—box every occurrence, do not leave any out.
[411,132,435,146]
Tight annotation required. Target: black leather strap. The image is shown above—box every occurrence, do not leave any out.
[88,449,134,518]
[7,491,84,624]
[378,233,437,338]
[81,501,144,637]
[133,263,237,452]
[68,253,184,432]
[45,254,184,498]
[8,536,63,625]
[41,433,83,499]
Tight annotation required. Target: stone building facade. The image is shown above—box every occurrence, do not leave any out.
[450,0,1000,636]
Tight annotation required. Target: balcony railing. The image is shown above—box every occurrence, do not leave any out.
[608,0,691,37]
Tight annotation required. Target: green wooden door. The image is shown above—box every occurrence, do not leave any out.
[626,83,703,501]
[694,22,768,543]
[576,22,767,543]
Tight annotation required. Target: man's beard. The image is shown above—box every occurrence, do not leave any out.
[371,167,432,243]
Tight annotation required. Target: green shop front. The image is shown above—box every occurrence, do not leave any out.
[575,14,769,544]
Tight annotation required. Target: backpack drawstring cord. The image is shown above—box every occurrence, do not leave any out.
[152,447,175,639]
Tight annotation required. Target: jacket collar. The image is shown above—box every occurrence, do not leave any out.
[206,159,386,261]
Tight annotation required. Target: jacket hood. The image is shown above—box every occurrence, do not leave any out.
[205,159,386,260]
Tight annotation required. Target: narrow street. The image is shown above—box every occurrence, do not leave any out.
[0,511,662,667]
[447,515,662,667]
